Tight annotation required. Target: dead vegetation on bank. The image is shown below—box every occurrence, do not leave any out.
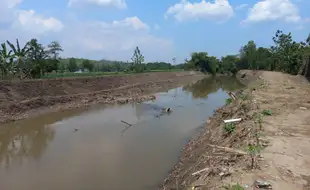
[161,70,310,190]
[161,73,267,190]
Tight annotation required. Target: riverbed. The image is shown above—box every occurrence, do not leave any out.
[0,76,243,190]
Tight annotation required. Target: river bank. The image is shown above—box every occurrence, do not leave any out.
[0,71,205,124]
[0,76,244,190]
[161,70,310,190]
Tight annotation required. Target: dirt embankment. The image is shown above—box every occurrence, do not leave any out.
[0,71,204,124]
[161,70,310,190]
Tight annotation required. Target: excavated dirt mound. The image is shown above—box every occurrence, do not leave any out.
[161,70,310,190]
[0,72,205,124]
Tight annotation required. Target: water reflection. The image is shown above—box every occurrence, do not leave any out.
[182,76,244,99]
[0,108,85,169]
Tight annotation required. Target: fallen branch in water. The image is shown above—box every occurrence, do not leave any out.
[207,144,247,155]
[121,120,132,126]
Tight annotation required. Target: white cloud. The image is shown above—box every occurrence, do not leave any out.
[244,0,301,23]
[11,10,64,34]
[58,17,173,61]
[165,0,234,22]
[68,0,126,9]
[111,17,149,30]
[0,4,173,62]
[0,0,22,23]
[0,0,173,62]
[235,4,248,11]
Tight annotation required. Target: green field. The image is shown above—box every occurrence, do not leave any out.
[41,69,184,79]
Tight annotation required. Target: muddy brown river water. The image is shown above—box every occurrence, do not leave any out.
[0,76,243,190]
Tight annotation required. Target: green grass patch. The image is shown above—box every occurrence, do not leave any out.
[223,183,245,190]
[262,109,272,116]
[226,98,233,105]
[223,123,236,134]
[246,144,262,155]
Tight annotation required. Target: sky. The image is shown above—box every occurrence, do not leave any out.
[0,0,310,63]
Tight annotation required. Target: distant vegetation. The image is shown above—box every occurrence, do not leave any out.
[0,41,183,79]
[184,30,310,76]
[1,30,309,80]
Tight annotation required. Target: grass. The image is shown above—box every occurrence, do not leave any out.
[226,98,233,105]
[262,109,272,116]
[240,93,249,100]
[223,183,245,190]
[41,69,184,79]
[246,144,262,169]
[223,123,236,134]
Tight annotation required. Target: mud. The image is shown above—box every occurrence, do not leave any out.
[0,72,204,124]
[161,70,310,190]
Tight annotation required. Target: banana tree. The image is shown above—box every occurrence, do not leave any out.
[0,43,13,79]
[7,39,31,79]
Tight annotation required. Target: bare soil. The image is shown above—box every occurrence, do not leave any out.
[0,71,205,124]
[161,70,310,190]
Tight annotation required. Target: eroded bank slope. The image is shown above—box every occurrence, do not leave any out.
[0,71,204,123]
[161,70,310,190]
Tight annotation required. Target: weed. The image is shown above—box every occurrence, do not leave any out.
[262,109,272,116]
[223,183,245,190]
[223,123,236,134]
[240,94,249,100]
[226,98,233,105]
[254,112,263,130]
[247,144,262,169]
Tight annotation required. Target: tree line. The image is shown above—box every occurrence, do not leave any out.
[0,39,63,79]
[184,30,310,76]
[0,40,183,79]
[61,47,183,73]
[2,30,309,80]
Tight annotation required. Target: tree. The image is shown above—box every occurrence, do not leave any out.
[47,41,63,60]
[82,59,94,72]
[271,30,303,74]
[255,47,272,70]
[0,43,13,79]
[7,39,30,79]
[221,55,239,74]
[240,40,257,69]
[26,38,48,78]
[189,52,217,76]
[67,58,78,72]
[131,46,145,72]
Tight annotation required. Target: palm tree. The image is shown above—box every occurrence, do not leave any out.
[0,43,13,79]
[47,41,63,60]
[6,39,30,79]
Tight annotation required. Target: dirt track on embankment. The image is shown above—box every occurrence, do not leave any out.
[0,71,205,124]
[161,70,310,190]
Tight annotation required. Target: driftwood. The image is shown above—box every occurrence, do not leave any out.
[207,144,247,155]
[223,118,242,123]
[120,120,133,136]
[121,120,132,126]
[228,92,237,100]
[192,167,210,176]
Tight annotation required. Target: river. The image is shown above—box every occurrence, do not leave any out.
[0,76,244,190]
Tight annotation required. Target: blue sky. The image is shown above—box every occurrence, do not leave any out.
[0,0,310,63]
